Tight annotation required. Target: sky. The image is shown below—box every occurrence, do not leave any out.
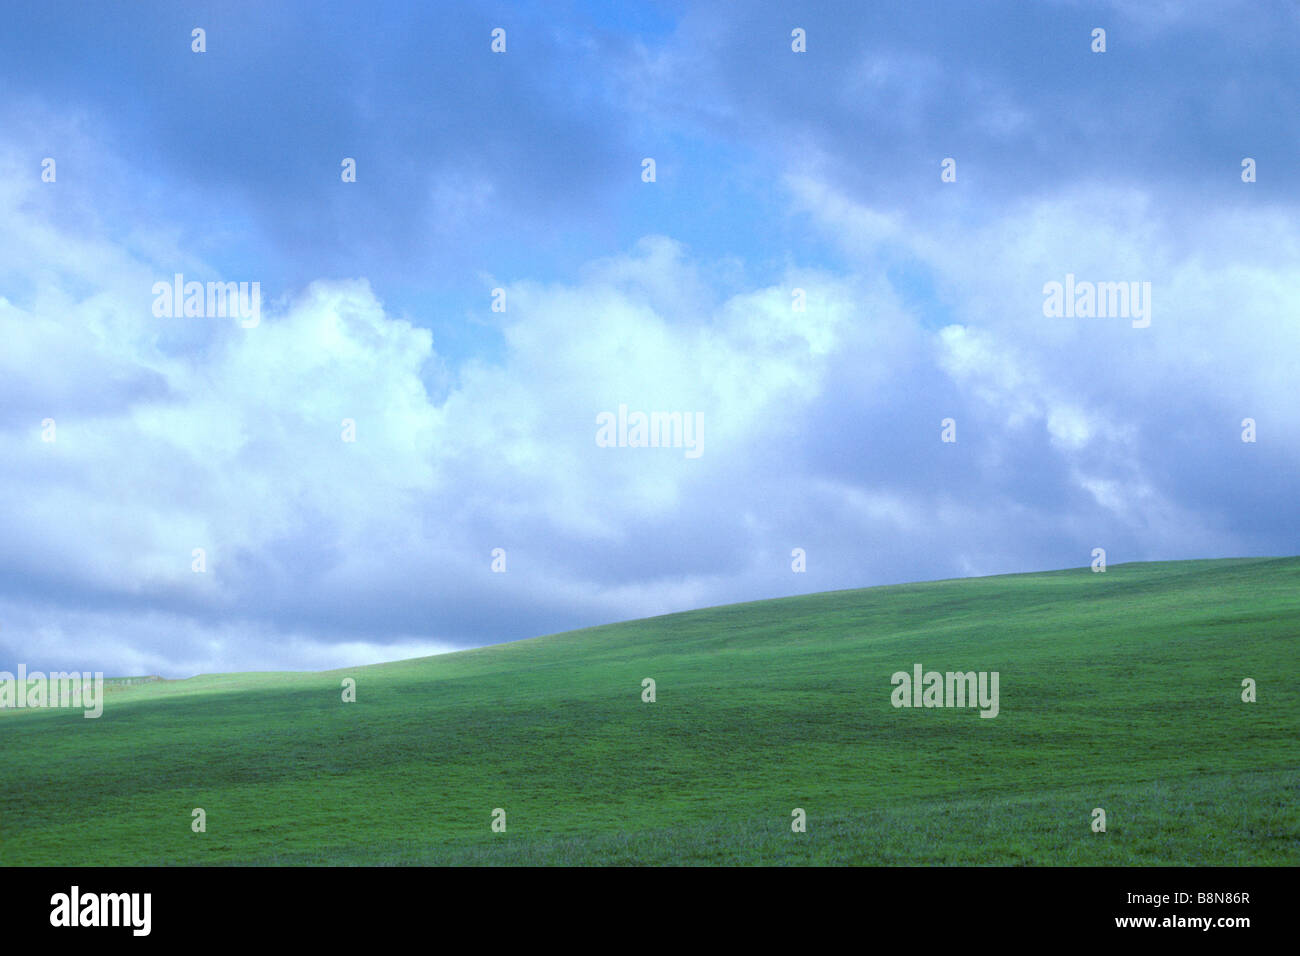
[2,0,1297,677]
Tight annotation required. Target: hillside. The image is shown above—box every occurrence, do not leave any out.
[2,556,1297,865]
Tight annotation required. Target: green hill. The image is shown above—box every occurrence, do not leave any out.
[2,556,1297,865]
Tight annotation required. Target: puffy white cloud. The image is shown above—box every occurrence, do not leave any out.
[3,56,1296,677]
[1,158,876,673]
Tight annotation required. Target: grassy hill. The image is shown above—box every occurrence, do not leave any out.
[2,556,1297,865]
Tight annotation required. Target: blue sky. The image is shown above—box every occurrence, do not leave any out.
[2,0,1297,676]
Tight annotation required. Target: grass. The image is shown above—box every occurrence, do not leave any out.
[1,556,1297,865]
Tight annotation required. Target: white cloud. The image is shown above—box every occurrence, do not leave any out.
[4,115,1296,677]
[1,165,875,673]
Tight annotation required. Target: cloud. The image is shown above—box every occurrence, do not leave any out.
[1,148,869,673]
[790,172,1300,556]
[3,3,1295,676]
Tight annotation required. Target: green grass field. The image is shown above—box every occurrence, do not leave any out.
[2,556,1297,865]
